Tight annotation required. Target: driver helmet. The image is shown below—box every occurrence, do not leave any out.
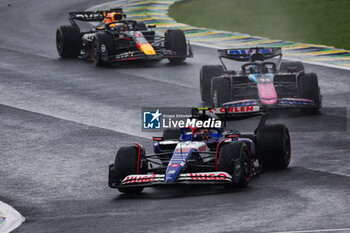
[103,12,124,24]
[250,64,260,74]
[193,129,210,141]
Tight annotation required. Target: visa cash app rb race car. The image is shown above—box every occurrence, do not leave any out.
[108,106,291,194]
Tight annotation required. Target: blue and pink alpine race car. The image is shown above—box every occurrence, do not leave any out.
[200,47,322,111]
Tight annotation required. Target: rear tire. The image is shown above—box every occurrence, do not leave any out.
[56,26,81,58]
[91,33,114,66]
[280,61,304,73]
[211,76,231,107]
[162,128,181,140]
[114,146,147,194]
[200,65,224,103]
[256,124,291,169]
[218,141,251,188]
[165,29,187,63]
[298,73,321,109]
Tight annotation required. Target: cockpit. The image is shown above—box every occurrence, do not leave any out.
[180,127,223,142]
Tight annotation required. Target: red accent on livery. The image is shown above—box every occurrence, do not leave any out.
[123,174,156,184]
[216,139,229,171]
[132,143,142,174]
[209,106,255,114]
[153,137,164,141]
[190,173,228,181]
[198,145,207,152]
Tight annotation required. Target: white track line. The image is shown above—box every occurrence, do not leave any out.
[272,228,350,233]
[0,201,25,233]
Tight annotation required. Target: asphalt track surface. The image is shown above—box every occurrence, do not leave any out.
[0,0,350,232]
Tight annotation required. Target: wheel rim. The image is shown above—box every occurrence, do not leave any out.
[212,90,218,107]
[241,148,251,181]
[56,30,63,56]
[92,37,99,64]
[284,131,291,163]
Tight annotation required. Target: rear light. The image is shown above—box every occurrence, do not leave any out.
[153,137,164,141]
[225,134,239,138]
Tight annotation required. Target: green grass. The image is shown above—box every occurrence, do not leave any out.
[169,0,350,50]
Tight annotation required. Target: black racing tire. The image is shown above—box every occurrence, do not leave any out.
[256,124,291,169]
[218,141,251,187]
[56,25,81,58]
[135,21,147,31]
[211,76,231,107]
[114,145,148,194]
[280,61,305,73]
[165,29,187,63]
[91,33,114,66]
[162,128,181,140]
[298,73,321,109]
[200,65,224,103]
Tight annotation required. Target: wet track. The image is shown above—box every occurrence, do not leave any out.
[0,0,350,232]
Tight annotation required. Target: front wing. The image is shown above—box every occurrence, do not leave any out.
[109,172,233,188]
[220,98,320,110]
[101,41,193,63]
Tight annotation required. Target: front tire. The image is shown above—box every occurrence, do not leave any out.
[56,25,81,58]
[298,73,321,110]
[200,65,224,103]
[211,76,231,107]
[256,124,291,169]
[218,141,251,188]
[114,145,148,194]
[91,33,114,66]
[165,29,187,63]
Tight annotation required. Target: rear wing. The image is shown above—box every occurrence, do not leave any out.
[191,106,267,132]
[218,47,282,62]
[68,8,126,22]
[192,106,263,118]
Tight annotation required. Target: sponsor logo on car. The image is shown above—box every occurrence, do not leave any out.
[123,174,157,184]
[198,145,207,152]
[209,106,259,114]
[189,173,229,181]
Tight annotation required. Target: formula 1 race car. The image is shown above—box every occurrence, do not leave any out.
[56,8,193,66]
[108,106,291,194]
[200,47,321,110]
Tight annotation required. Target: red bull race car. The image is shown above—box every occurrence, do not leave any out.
[108,107,291,194]
[200,47,322,111]
[56,8,192,66]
